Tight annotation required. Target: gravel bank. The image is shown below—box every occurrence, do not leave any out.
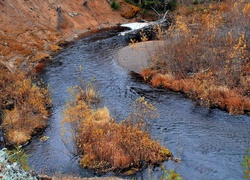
[116,41,165,73]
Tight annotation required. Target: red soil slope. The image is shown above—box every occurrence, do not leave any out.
[0,0,129,71]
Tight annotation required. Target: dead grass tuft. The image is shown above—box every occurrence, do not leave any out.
[7,130,31,145]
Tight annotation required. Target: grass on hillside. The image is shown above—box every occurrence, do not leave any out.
[0,68,51,145]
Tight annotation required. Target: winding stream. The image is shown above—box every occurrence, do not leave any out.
[24,30,250,180]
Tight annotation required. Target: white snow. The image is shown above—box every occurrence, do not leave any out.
[121,22,149,30]
[119,22,151,36]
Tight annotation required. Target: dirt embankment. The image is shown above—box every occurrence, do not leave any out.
[0,0,132,72]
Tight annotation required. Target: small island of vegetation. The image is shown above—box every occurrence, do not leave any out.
[62,79,173,174]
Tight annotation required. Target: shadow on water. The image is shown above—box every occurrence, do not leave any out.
[24,30,250,180]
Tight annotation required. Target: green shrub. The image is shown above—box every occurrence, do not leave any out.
[166,0,178,11]
[111,0,120,10]
[7,146,30,171]
[193,0,200,5]
[124,0,136,6]
[161,166,182,180]
[241,149,250,179]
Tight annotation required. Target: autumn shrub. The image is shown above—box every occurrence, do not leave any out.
[151,74,167,87]
[141,0,250,114]
[0,69,51,145]
[62,83,172,174]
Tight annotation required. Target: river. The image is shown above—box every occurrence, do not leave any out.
[24,29,250,180]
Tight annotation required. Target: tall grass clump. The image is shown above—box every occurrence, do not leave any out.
[141,0,250,114]
[0,68,51,145]
[62,81,172,174]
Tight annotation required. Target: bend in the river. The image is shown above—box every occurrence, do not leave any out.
[24,29,250,180]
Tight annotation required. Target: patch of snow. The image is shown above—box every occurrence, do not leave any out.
[121,22,149,30]
[119,22,151,36]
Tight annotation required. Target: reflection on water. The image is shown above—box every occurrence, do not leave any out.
[24,30,250,180]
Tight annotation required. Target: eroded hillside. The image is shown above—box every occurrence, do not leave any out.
[0,0,134,146]
[0,0,128,71]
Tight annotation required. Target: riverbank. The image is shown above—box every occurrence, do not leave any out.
[117,38,250,114]
[0,0,130,72]
[116,1,250,115]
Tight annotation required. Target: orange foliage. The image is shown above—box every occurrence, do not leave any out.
[151,74,165,87]
[141,68,158,81]
[141,0,250,114]
[0,69,51,145]
[62,85,172,173]
[77,120,172,172]
[118,1,141,19]
[7,130,31,145]
[169,80,184,92]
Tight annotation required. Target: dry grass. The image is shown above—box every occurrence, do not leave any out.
[0,68,51,145]
[62,84,172,174]
[141,0,250,114]
[6,130,31,145]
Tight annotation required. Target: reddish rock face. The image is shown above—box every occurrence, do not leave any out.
[118,1,141,19]
[0,0,128,71]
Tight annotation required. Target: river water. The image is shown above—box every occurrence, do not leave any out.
[24,30,250,180]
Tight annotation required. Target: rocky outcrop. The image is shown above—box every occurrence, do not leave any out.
[0,148,38,179]
[118,0,140,19]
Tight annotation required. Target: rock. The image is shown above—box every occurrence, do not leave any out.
[0,148,38,180]
[39,136,49,142]
[118,1,140,19]
[68,12,81,17]
[38,175,52,180]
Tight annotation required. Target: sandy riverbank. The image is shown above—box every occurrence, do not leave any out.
[116,40,165,73]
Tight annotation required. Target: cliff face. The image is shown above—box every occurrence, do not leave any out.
[0,0,128,71]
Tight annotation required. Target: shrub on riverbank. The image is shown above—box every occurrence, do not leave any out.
[62,83,172,173]
[0,68,51,145]
[141,0,250,114]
